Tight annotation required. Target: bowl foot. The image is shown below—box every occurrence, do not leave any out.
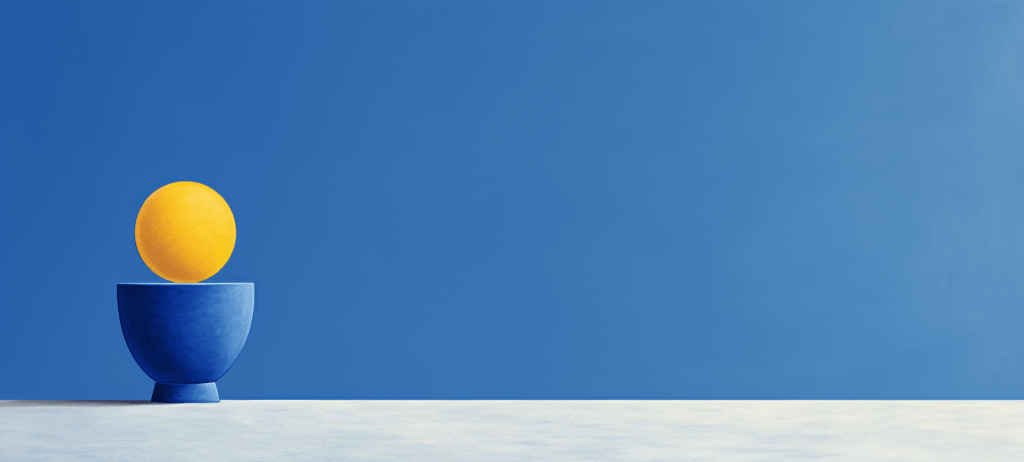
[152,382,220,403]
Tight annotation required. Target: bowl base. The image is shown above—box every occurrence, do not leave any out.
[152,382,220,403]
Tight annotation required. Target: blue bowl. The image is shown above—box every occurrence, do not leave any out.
[117,283,254,403]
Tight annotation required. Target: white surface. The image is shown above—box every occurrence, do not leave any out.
[1,400,1021,461]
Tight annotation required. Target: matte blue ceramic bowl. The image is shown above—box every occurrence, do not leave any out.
[117,283,254,403]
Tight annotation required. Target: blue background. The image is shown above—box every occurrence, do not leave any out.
[2,0,1023,399]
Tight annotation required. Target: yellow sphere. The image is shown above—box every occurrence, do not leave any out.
[135,181,236,283]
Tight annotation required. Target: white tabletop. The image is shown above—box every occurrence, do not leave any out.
[1,400,1021,461]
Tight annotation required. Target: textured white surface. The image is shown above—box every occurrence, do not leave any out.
[1,400,1021,461]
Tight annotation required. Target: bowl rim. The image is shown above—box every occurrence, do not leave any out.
[117,282,254,285]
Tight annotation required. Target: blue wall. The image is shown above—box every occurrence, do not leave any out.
[2,0,1022,399]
